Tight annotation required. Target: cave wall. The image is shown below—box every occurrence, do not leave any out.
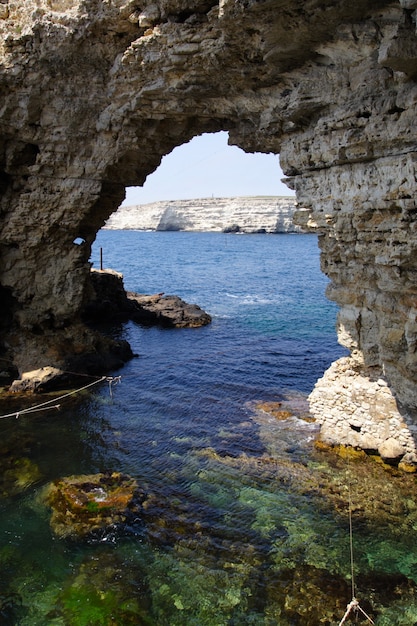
[1,0,417,458]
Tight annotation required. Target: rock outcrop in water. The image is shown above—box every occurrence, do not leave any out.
[43,472,141,539]
[1,1,417,460]
[105,196,301,233]
[85,268,212,328]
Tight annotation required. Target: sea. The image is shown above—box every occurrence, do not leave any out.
[1,231,417,625]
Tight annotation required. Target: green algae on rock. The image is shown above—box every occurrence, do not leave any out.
[43,472,140,539]
[1,456,42,498]
[56,549,153,626]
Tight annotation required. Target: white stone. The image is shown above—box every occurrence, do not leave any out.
[378,438,406,462]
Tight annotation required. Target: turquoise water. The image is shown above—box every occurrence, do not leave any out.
[1,231,417,625]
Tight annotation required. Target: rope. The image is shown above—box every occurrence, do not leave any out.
[338,472,375,626]
[348,482,356,601]
[0,375,119,420]
[339,598,375,625]
[108,375,121,400]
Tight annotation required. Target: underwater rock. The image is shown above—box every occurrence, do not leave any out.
[265,566,352,625]
[43,472,141,539]
[0,590,22,625]
[0,429,42,497]
[255,401,294,420]
[56,549,151,626]
[253,395,315,423]
[56,548,152,625]
[0,455,41,498]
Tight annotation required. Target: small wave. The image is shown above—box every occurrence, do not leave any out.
[241,295,273,305]
[223,291,278,305]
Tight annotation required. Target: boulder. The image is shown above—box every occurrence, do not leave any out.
[378,438,406,464]
[9,367,65,393]
[43,472,141,539]
[127,292,212,328]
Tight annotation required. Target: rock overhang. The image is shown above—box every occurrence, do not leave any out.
[1,0,417,460]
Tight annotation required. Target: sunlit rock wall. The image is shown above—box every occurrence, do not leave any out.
[1,0,417,459]
[105,196,300,233]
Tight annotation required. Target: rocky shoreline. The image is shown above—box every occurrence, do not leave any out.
[7,269,211,393]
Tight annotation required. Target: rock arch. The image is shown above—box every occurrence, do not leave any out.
[1,0,417,460]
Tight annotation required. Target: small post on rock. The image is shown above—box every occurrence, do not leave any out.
[100,247,103,271]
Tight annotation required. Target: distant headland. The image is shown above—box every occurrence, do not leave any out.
[104,196,301,234]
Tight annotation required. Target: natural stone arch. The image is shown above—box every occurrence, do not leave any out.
[2,0,417,462]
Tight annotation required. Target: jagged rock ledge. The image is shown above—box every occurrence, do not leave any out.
[9,269,211,392]
[85,269,212,328]
[105,196,300,234]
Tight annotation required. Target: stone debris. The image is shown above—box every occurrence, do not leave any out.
[309,356,417,466]
[9,367,65,393]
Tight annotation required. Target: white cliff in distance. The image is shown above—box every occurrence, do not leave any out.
[104,196,301,233]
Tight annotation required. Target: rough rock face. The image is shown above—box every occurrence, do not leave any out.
[85,268,212,327]
[309,356,417,464]
[1,1,417,457]
[105,196,301,233]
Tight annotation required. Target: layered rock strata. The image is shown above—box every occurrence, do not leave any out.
[1,1,417,459]
[105,196,300,233]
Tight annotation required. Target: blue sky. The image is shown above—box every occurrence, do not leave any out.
[122,131,294,206]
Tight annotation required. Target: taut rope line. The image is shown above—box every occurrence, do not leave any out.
[348,481,355,601]
[0,375,120,420]
[338,473,375,625]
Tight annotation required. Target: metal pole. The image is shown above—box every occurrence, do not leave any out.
[100,247,103,271]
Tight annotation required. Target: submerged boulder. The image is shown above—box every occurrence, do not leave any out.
[57,550,152,625]
[1,457,41,498]
[43,472,141,539]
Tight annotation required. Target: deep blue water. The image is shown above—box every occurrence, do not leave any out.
[92,231,342,397]
[1,231,417,625]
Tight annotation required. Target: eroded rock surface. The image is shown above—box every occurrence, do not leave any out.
[1,1,417,454]
[85,268,212,327]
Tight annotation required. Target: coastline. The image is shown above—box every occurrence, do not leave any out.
[104,195,301,234]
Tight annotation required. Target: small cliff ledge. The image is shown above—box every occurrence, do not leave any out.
[85,269,212,329]
[105,196,301,233]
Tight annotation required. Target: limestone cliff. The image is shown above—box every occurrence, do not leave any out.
[105,196,300,233]
[1,0,417,461]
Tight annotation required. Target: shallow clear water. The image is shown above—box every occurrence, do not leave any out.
[1,232,417,625]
